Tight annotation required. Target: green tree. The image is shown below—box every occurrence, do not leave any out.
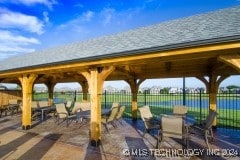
[226,85,240,93]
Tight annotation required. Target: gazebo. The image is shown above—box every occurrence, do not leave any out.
[0,6,240,146]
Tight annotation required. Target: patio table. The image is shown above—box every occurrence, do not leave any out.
[35,105,56,121]
[76,108,112,122]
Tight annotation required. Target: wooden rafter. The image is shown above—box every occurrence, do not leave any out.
[218,54,240,73]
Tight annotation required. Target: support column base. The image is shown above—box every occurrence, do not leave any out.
[22,125,31,130]
[90,139,101,147]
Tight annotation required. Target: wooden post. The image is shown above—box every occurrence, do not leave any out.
[18,74,37,130]
[45,81,56,106]
[209,75,218,127]
[125,78,145,120]
[78,81,89,101]
[197,75,229,127]
[81,66,114,146]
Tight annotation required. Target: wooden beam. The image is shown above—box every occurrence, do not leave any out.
[115,66,135,79]
[218,54,240,73]
[196,76,209,93]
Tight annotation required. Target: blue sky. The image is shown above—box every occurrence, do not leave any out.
[0,0,240,89]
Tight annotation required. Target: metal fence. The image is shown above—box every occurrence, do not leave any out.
[101,91,240,129]
[33,91,240,129]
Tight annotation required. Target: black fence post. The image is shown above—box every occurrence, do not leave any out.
[104,90,107,109]
[74,90,77,102]
[200,90,202,125]
[183,77,186,106]
[144,90,147,105]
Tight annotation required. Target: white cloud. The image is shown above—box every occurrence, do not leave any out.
[0,30,39,60]
[0,8,44,34]
[74,3,84,8]
[57,10,95,33]
[0,30,40,44]
[43,11,49,23]
[0,0,58,9]
[81,11,94,22]
[0,45,36,53]
[101,8,115,26]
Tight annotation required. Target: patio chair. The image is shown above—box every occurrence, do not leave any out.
[71,102,91,114]
[0,105,8,117]
[8,99,19,105]
[101,106,119,132]
[157,115,188,149]
[202,109,217,149]
[102,102,119,117]
[138,106,160,137]
[55,103,76,127]
[38,101,49,108]
[115,106,126,126]
[65,101,73,111]
[111,102,119,109]
[173,105,188,115]
[31,101,41,120]
[8,99,20,116]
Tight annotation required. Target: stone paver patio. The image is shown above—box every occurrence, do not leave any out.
[0,114,240,160]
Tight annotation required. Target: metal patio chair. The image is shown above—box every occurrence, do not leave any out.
[138,106,160,137]
[202,109,217,149]
[101,106,119,132]
[115,106,126,126]
[157,115,189,149]
[173,105,188,116]
[55,103,76,127]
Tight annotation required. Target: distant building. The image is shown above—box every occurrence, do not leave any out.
[150,86,162,94]
[55,87,74,92]
[34,86,47,93]
[169,87,181,94]
[103,85,119,93]
[0,84,7,90]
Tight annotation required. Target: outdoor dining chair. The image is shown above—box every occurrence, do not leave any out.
[138,106,160,137]
[173,105,188,115]
[111,102,119,109]
[115,106,126,126]
[38,101,49,108]
[202,109,217,149]
[65,101,73,111]
[71,101,91,114]
[157,115,189,149]
[31,101,41,120]
[55,103,76,127]
[0,105,8,117]
[7,99,20,116]
[101,106,119,132]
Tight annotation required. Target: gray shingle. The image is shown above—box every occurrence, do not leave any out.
[0,6,240,72]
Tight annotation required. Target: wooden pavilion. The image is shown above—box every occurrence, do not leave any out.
[0,6,240,146]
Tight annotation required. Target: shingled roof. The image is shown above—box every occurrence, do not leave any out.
[0,6,240,72]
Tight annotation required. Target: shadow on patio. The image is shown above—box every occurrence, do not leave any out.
[0,114,240,160]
